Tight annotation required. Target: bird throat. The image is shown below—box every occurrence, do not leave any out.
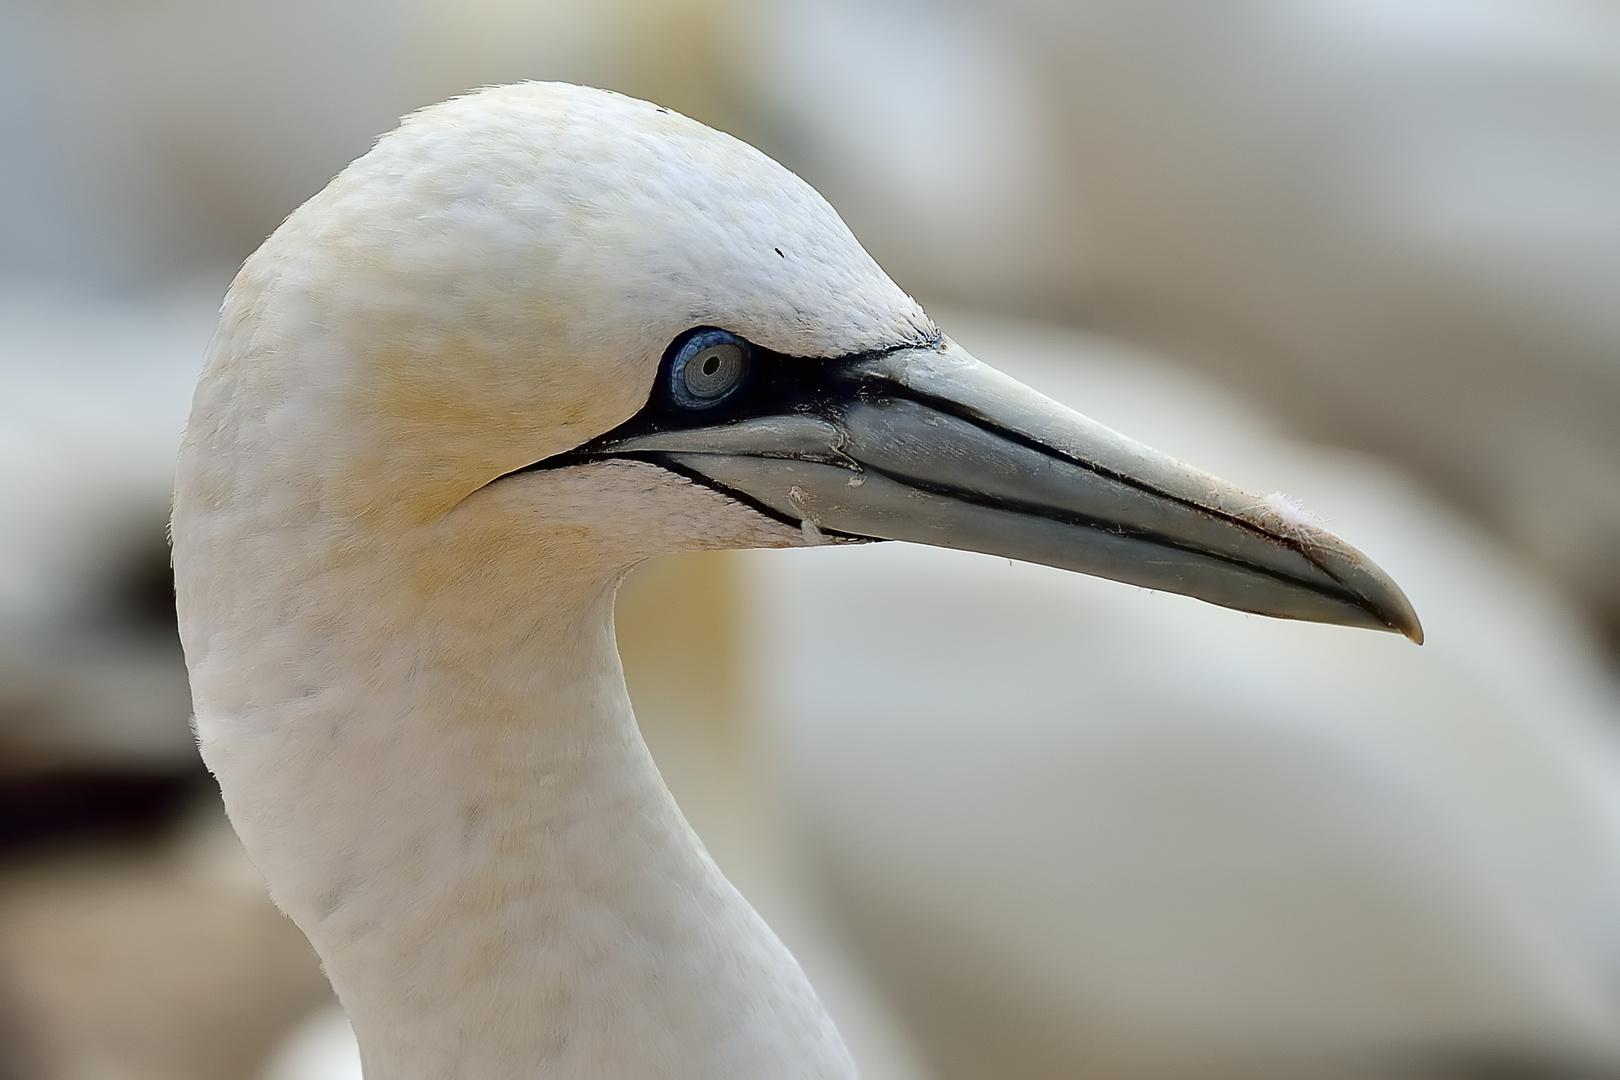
[187,514,853,1079]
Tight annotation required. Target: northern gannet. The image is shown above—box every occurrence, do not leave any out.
[171,83,1419,1079]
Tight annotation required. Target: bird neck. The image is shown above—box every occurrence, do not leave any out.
[181,502,854,1079]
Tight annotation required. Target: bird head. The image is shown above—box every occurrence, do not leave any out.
[179,82,1420,642]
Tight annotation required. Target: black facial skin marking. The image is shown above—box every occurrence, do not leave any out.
[540,332,886,458]
[501,328,1384,620]
[503,328,894,532]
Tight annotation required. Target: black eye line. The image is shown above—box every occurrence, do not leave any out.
[505,336,897,477]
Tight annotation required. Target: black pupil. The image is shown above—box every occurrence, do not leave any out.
[703,355,721,375]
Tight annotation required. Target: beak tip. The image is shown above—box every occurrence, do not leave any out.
[1401,612,1425,645]
[1397,614,1425,645]
[1313,539,1423,644]
[1367,574,1423,644]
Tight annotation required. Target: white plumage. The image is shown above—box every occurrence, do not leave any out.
[176,84,895,1080]
[174,82,1416,1078]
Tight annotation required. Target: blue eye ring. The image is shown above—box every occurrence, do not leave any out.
[665,328,753,411]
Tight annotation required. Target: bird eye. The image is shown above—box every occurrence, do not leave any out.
[666,329,751,410]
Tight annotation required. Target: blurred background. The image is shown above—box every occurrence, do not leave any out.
[3,0,1620,1077]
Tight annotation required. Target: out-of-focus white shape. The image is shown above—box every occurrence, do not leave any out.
[0,283,213,767]
[263,1007,362,1080]
[750,313,1620,1076]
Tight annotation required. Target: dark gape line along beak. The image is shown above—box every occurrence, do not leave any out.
[552,338,1424,643]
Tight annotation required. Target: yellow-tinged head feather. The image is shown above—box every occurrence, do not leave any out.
[192,82,933,530]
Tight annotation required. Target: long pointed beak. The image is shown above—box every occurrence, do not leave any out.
[610,338,1422,642]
